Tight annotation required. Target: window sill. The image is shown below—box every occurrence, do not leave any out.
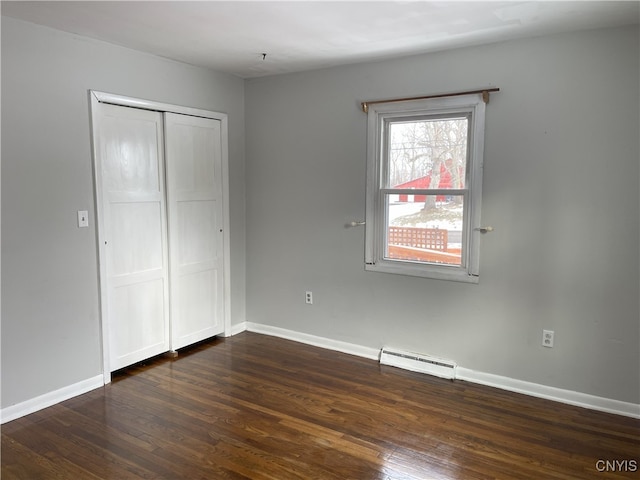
[365,261,479,284]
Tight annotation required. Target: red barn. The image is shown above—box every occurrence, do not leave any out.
[394,160,462,202]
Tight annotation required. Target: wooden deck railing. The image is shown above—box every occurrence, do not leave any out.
[388,226,448,251]
[387,226,461,264]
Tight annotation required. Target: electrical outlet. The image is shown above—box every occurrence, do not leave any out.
[542,330,554,348]
[305,291,313,305]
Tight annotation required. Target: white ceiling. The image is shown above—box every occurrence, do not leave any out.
[2,1,638,78]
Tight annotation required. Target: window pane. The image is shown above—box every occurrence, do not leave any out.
[386,195,463,266]
[387,117,468,189]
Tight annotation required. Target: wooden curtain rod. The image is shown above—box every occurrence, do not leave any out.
[361,87,500,113]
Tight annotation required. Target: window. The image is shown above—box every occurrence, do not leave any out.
[365,93,487,283]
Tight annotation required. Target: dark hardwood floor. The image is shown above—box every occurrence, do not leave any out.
[2,332,639,479]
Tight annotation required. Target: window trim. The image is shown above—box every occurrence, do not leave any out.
[364,93,486,283]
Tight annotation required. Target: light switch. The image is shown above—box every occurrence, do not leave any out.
[77,210,89,228]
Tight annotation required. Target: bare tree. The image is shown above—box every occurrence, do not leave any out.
[389,117,467,210]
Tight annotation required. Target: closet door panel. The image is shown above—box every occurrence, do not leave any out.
[109,202,164,276]
[165,113,224,350]
[110,279,167,362]
[174,269,219,340]
[97,104,170,371]
[177,200,217,266]
[101,115,161,192]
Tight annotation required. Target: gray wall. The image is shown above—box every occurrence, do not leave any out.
[1,17,246,408]
[245,26,639,404]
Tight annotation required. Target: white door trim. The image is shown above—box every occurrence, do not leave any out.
[89,91,231,384]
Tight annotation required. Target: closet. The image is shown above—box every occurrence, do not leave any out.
[91,92,228,375]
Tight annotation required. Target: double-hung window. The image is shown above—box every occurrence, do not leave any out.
[365,93,487,283]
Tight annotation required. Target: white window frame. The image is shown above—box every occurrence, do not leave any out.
[365,93,486,283]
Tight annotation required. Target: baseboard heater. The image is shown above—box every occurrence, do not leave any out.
[380,347,457,380]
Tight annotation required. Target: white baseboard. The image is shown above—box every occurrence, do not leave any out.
[4,326,638,423]
[246,322,380,360]
[1,375,104,424]
[227,321,247,337]
[456,368,640,419]
[244,322,640,419]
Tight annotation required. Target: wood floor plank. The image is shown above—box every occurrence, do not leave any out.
[1,435,104,480]
[2,332,639,479]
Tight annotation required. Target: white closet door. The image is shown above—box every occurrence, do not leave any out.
[165,113,225,350]
[97,104,171,371]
